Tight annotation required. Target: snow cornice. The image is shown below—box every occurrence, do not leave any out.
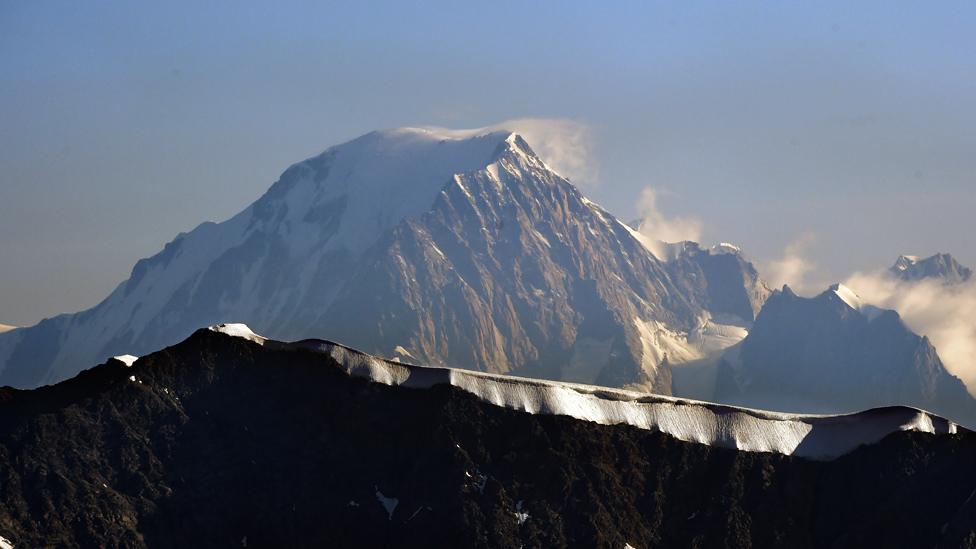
[202,323,964,460]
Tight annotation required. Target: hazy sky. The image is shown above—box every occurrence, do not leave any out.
[2,1,975,326]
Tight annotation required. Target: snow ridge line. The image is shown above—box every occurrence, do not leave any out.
[208,323,963,460]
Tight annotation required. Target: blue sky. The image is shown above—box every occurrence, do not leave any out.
[2,1,975,325]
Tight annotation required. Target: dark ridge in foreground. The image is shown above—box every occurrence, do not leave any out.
[1,330,975,548]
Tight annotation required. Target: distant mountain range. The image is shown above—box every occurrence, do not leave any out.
[890,252,972,284]
[0,325,971,548]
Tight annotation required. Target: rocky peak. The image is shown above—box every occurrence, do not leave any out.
[890,253,972,285]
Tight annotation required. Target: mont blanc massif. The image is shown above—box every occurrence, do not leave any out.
[2,127,975,548]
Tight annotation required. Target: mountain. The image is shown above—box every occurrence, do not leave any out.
[890,253,972,284]
[0,324,15,334]
[0,325,972,548]
[714,283,976,426]
[0,128,762,393]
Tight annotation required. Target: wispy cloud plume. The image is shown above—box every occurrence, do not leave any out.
[762,232,817,293]
[845,271,976,396]
[493,118,598,186]
[635,187,704,255]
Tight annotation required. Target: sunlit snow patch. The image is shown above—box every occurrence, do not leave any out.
[712,242,742,254]
[112,354,139,367]
[830,283,864,311]
[209,323,267,345]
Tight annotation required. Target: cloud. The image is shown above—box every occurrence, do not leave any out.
[762,232,817,293]
[845,271,976,396]
[491,118,599,186]
[634,187,704,258]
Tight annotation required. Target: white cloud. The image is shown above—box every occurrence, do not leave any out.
[634,187,704,256]
[845,271,976,396]
[762,232,817,293]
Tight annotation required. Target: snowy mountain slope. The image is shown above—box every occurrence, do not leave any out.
[0,128,757,391]
[308,135,713,390]
[0,129,514,387]
[714,283,976,427]
[208,323,962,460]
[890,253,972,284]
[0,324,15,334]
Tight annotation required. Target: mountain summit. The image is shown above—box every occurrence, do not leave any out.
[890,253,972,284]
[0,127,761,391]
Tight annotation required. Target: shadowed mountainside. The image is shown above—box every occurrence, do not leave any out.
[714,284,976,427]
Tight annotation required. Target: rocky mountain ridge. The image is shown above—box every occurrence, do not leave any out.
[0,326,973,548]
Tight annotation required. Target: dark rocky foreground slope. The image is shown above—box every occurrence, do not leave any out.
[1,329,976,548]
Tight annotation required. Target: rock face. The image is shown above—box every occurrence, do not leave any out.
[890,253,973,284]
[715,284,976,427]
[0,328,974,548]
[0,128,763,393]
[663,242,770,323]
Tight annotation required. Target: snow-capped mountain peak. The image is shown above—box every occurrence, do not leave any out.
[251,127,518,254]
[889,253,972,285]
[0,127,532,387]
